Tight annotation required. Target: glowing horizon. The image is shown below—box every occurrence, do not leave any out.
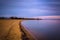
[33,16,60,19]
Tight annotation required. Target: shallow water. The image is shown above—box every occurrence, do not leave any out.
[22,20,60,40]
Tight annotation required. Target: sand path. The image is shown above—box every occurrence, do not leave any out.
[0,19,22,40]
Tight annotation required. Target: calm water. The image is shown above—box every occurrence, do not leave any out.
[22,20,60,40]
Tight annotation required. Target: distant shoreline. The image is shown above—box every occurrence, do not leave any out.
[0,17,42,20]
[0,17,60,20]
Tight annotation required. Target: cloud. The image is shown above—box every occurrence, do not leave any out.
[1,0,60,17]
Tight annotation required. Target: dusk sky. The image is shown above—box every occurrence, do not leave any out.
[0,0,60,17]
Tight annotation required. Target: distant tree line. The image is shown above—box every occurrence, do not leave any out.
[0,17,23,19]
[0,17,42,20]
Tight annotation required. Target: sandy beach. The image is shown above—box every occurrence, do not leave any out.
[0,19,22,40]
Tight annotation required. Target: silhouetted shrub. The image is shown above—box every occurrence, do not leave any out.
[10,17,18,19]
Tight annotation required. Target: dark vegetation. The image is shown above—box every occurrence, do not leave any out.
[0,17,42,20]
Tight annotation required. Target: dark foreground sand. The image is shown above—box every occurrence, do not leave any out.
[0,19,22,40]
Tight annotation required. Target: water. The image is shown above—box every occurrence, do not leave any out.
[22,20,60,40]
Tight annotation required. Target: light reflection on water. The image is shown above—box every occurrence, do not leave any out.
[22,20,60,40]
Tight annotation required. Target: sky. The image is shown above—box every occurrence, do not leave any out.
[0,0,60,17]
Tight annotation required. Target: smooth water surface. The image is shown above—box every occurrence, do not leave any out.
[22,20,60,40]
